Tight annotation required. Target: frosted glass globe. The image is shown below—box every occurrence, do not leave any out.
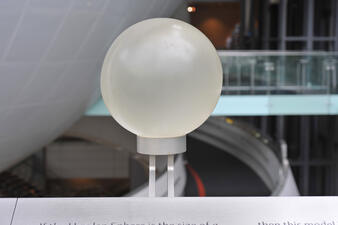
[101,18,222,138]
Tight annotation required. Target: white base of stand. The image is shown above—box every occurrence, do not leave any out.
[137,136,186,155]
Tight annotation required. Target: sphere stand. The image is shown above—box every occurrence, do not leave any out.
[137,136,186,197]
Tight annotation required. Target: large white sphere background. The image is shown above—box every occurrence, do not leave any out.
[101,18,222,138]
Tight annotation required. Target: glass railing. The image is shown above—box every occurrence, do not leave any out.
[86,51,338,116]
[219,51,338,95]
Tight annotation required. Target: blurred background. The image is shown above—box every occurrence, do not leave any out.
[0,0,338,198]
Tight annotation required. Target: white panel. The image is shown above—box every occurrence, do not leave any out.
[46,12,98,62]
[152,0,171,17]
[103,0,131,17]
[72,0,107,12]
[10,197,338,225]
[0,109,9,134]
[46,61,98,101]
[0,63,35,107]
[5,10,66,62]
[0,0,27,11]
[76,2,129,60]
[0,0,182,173]
[29,0,70,10]
[0,198,16,225]
[0,12,22,59]
[16,63,67,104]
[0,101,71,145]
[127,0,155,21]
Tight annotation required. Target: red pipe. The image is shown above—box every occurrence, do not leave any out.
[186,164,206,196]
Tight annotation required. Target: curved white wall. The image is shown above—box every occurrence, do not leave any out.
[0,0,181,172]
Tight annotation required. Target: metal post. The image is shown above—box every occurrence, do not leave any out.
[298,0,314,196]
[167,155,175,197]
[335,0,338,51]
[334,0,338,195]
[240,0,252,49]
[299,116,310,195]
[327,117,336,195]
[278,0,287,50]
[300,59,309,92]
[149,155,156,197]
[276,0,287,142]
[237,62,241,95]
[262,0,270,49]
[249,0,256,49]
[223,62,229,95]
[329,0,335,51]
[250,59,256,94]
[305,0,314,51]
[240,0,246,49]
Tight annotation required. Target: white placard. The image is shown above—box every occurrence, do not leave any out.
[0,198,16,225]
[8,197,338,225]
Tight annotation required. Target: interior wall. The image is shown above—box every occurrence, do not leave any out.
[190,2,241,49]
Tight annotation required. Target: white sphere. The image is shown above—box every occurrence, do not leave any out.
[101,18,222,138]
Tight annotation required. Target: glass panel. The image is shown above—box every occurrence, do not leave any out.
[219,51,338,95]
